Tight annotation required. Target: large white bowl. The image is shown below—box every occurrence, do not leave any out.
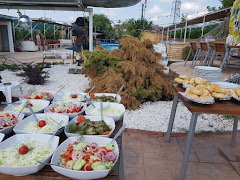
[85,102,125,122]
[0,134,59,176]
[89,93,121,103]
[13,113,69,135]
[53,92,87,105]
[0,133,5,142]
[51,136,119,180]
[44,103,85,119]
[19,91,55,101]
[4,100,50,116]
[0,111,25,134]
[64,115,115,138]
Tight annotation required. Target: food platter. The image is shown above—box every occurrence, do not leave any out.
[0,134,59,176]
[0,111,25,134]
[64,115,115,138]
[50,136,119,180]
[13,113,69,135]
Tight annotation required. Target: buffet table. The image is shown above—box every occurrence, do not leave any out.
[0,119,124,180]
[165,84,240,180]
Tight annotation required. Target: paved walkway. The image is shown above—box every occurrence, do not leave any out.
[122,129,240,180]
[170,61,240,81]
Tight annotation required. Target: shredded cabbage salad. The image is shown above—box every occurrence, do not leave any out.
[24,92,53,100]
[89,106,122,116]
[23,119,61,133]
[0,141,53,167]
[13,103,43,113]
[59,141,117,171]
[62,94,85,103]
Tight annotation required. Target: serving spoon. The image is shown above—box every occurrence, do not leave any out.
[48,120,63,146]
[115,84,125,99]
[109,123,126,144]
[35,160,60,167]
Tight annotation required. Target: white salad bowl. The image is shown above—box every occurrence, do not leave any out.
[0,111,25,134]
[4,99,50,116]
[44,103,85,119]
[53,92,88,105]
[85,102,125,122]
[19,90,55,101]
[13,113,69,135]
[0,134,59,176]
[64,115,115,138]
[0,133,5,142]
[89,93,121,103]
[51,136,119,180]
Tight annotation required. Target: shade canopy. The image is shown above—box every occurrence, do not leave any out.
[165,7,231,31]
[0,0,141,9]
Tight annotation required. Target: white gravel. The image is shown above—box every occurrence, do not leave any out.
[0,64,237,133]
[1,64,90,95]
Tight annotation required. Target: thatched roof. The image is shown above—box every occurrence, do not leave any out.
[0,0,141,9]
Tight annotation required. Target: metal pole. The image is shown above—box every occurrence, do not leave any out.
[184,20,188,43]
[141,3,144,20]
[89,8,93,51]
[189,26,191,39]
[53,25,56,39]
[180,28,183,40]
[201,15,206,40]
[162,28,164,42]
[43,23,46,36]
[174,24,177,41]
[167,27,169,42]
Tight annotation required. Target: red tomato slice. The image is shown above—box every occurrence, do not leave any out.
[77,115,85,123]
[83,155,90,162]
[35,95,42,99]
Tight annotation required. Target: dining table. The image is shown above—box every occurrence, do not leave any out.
[165,84,240,180]
[0,118,124,180]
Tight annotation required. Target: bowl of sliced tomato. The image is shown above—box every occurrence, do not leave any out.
[0,111,25,134]
[44,102,84,119]
[21,91,54,101]
[51,136,119,180]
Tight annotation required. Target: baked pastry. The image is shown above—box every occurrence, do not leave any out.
[174,75,190,84]
[235,88,240,97]
[212,92,225,99]
[207,84,232,99]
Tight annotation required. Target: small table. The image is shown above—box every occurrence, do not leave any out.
[0,81,23,103]
[48,44,61,50]
[165,85,240,180]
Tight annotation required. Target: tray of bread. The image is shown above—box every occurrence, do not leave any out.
[174,75,190,86]
[206,84,232,100]
[179,85,214,104]
[232,88,240,101]
[183,77,210,89]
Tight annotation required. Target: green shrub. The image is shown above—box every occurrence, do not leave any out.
[0,64,21,71]
[132,85,162,103]
[83,50,120,75]
[182,46,193,61]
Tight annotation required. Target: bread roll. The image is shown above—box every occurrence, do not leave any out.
[174,78,184,84]
[212,92,224,99]
[235,88,240,97]
[179,75,189,80]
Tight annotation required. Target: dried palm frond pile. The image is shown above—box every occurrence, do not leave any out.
[83,37,176,109]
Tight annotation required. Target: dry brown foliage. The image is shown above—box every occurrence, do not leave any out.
[85,37,176,109]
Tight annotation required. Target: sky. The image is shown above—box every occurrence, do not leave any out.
[0,0,222,27]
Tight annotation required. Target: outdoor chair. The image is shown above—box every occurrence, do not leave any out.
[184,42,200,66]
[220,46,240,70]
[208,42,227,69]
[192,42,211,67]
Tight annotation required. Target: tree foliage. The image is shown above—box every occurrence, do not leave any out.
[220,0,235,8]
[93,14,113,37]
[124,19,153,37]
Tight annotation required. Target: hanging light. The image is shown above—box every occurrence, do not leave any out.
[17,10,32,30]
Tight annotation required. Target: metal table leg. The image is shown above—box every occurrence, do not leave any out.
[231,117,239,147]
[165,94,179,142]
[179,113,198,180]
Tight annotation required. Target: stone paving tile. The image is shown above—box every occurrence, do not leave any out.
[229,162,240,176]
[142,134,183,160]
[122,133,144,168]
[123,131,240,180]
[124,165,145,180]
[177,136,199,162]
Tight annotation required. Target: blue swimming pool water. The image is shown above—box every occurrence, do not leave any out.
[65,42,120,51]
